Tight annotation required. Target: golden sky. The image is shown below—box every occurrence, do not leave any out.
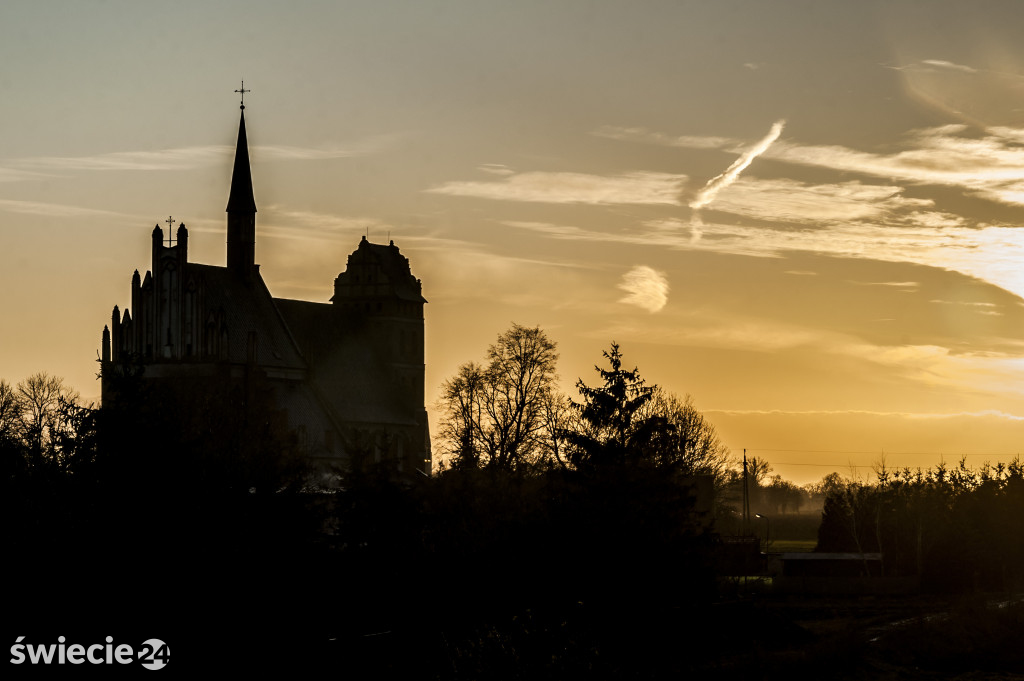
[2,1,1024,482]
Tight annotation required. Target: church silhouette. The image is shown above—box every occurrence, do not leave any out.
[100,103,430,477]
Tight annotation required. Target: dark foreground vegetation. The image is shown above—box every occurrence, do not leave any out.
[817,459,1024,595]
[7,454,1023,678]
[4,328,1023,677]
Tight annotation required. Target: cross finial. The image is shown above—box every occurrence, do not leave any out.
[165,215,176,246]
[235,80,250,110]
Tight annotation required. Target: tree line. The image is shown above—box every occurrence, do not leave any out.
[437,323,730,484]
[0,373,96,477]
[817,459,1024,593]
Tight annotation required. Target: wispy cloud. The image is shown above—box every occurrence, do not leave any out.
[506,125,1024,300]
[884,58,1024,126]
[595,313,1024,396]
[929,299,1003,316]
[477,163,515,176]
[504,214,1024,301]
[706,407,1024,421]
[648,218,1024,300]
[595,317,823,352]
[594,126,738,151]
[427,171,687,205]
[410,239,595,308]
[0,199,132,220]
[258,205,389,242]
[601,122,1024,207]
[0,167,55,182]
[833,341,1024,395]
[503,220,605,239]
[13,141,380,172]
[929,299,999,308]
[254,205,593,305]
[709,178,929,223]
[21,145,232,171]
[255,142,380,161]
[689,120,785,209]
[760,125,1024,206]
[910,59,978,74]
[618,265,669,312]
[850,281,920,289]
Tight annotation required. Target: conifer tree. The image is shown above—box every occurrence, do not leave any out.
[564,342,668,469]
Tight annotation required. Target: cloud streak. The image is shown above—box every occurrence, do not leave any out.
[593,312,1024,398]
[920,59,977,73]
[649,218,1024,301]
[0,199,132,220]
[477,163,516,176]
[20,145,232,171]
[708,178,931,223]
[256,143,380,161]
[768,125,1024,206]
[689,120,785,209]
[258,205,390,243]
[601,122,1024,207]
[0,167,55,182]
[706,408,1024,420]
[427,171,686,205]
[594,126,739,151]
[13,142,378,172]
[503,212,1024,301]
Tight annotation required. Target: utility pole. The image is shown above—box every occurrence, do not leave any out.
[742,449,750,536]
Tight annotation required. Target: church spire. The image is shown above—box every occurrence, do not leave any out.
[226,107,257,214]
[226,90,257,279]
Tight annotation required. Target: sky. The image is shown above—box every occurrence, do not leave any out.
[2,0,1024,483]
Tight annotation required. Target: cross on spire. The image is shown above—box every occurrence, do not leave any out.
[235,80,250,109]
[165,215,176,246]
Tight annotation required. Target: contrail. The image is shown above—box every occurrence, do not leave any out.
[689,120,785,210]
[690,212,704,245]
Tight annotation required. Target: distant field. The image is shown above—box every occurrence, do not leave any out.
[769,540,816,553]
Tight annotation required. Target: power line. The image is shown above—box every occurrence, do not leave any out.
[743,447,1021,458]
[768,462,881,468]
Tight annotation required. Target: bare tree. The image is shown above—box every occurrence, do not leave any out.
[641,388,730,481]
[747,456,772,487]
[438,362,487,470]
[15,372,80,465]
[437,324,559,472]
[0,379,22,444]
[541,389,575,469]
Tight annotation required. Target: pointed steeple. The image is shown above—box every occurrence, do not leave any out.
[226,103,257,279]
[226,109,257,214]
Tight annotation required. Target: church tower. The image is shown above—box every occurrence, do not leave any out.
[330,237,427,412]
[226,104,257,280]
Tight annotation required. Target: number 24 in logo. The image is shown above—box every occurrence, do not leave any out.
[137,639,170,670]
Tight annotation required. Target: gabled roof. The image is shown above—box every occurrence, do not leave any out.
[187,264,304,369]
